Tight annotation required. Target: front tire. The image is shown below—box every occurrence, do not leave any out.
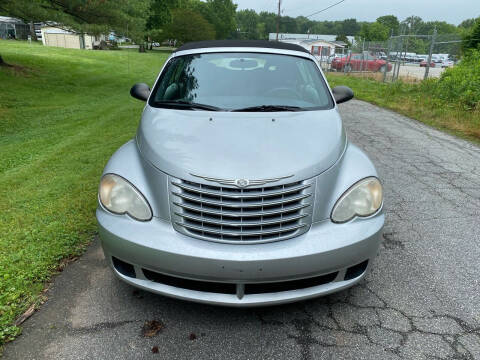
[344,64,352,73]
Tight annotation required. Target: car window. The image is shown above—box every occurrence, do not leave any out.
[149,52,334,111]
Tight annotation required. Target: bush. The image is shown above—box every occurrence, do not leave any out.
[431,49,480,109]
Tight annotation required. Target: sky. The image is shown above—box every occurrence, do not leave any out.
[235,0,480,25]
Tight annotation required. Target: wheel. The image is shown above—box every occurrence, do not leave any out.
[344,64,352,73]
[379,65,387,73]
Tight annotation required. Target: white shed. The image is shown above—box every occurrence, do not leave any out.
[41,26,102,50]
[299,39,340,57]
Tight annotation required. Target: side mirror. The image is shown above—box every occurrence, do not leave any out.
[332,86,354,104]
[130,83,150,102]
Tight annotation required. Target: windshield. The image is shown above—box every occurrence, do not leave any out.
[149,52,334,111]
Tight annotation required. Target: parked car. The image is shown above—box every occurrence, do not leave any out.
[405,54,416,63]
[434,54,450,63]
[97,40,384,306]
[420,60,436,67]
[327,53,345,64]
[415,55,428,63]
[441,59,454,68]
[331,53,392,72]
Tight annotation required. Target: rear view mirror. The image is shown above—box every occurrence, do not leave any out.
[130,83,150,102]
[332,86,354,104]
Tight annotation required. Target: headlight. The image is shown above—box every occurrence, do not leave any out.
[99,174,152,221]
[331,177,383,223]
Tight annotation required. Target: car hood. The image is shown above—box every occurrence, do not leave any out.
[136,106,346,183]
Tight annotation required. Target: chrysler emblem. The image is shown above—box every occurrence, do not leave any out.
[190,173,294,188]
[235,179,249,188]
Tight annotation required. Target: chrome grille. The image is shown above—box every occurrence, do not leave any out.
[170,177,314,244]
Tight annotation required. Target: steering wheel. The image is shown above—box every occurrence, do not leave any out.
[264,87,300,99]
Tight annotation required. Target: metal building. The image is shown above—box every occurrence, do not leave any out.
[0,16,30,40]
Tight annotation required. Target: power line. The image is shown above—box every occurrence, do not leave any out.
[305,0,347,18]
[283,3,315,16]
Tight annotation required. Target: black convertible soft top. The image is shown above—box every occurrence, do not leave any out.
[175,40,310,54]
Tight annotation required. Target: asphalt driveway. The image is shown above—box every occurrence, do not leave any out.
[3,100,480,360]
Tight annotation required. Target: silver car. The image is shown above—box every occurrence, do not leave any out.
[97,40,384,306]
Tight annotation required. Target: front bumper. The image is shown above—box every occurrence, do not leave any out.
[97,208,384,306]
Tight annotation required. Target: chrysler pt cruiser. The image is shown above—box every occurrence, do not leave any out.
[97,40,384,306]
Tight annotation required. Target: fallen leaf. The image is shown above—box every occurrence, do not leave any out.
[189,333,197,340]
[151,346,159,354]
[142,320,164,337]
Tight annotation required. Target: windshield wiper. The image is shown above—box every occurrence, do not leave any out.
[231,105,303,112]
[154,100,222,111]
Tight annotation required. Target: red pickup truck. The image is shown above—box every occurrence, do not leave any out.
[331,53,393,73]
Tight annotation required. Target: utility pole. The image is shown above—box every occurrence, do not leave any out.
[276,0,281,41]
[425,27,437,81]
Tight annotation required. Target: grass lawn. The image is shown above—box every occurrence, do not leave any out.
[326,73,480,144]
[0,40,170,345]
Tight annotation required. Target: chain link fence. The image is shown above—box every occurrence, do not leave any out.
[320,32,463,83]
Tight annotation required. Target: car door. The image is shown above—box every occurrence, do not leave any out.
[358,54,369,71]
[357,54,367,71]
[349,54,360,70]
[365,54,377,71]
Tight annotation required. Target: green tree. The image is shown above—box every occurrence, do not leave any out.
[295,16,315,34]
[340,18,360,35]
[419,21,458,35]
[358,22,389,41]
[256,22,266,40]
[377,15,399,36]
[406,37,427,54]
[236,9,259,39]
[193,0,236,39]
[280,16,299,34]
[147,0,181,30]
[458,18,478,30]
[145,0,186,46]
[120,0,152,50]
[335,34,351,47]
[258,11,277,39]
[463,18,480,51]
[321,20,338,35]
[164,8,215,44]
[401,16,423,34]
[310,21,329,35]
